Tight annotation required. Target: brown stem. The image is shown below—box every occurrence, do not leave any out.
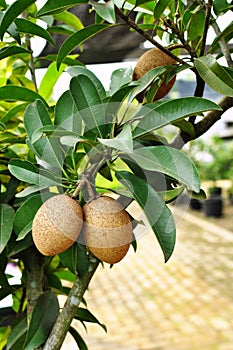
[43,257,99,350]
[200,0,212,56]
[114,6,185,65]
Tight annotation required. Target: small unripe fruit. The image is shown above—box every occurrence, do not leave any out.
[32,194,83,256]
[132,48,176,102]
[83,196,133,264]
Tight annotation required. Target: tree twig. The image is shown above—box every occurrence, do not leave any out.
[212,21,233,68]
[114,6,185,65]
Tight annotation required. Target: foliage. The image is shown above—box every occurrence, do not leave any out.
[188,136,233,182]
[0,0,232,349]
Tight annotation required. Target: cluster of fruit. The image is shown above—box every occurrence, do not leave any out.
[32,194,133,265]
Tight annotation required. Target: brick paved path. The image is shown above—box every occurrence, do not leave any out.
[63,206,233,350]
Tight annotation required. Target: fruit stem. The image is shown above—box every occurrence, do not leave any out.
[43,257,99,350]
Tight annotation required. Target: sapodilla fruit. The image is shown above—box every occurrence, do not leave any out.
[132,48,176,102]
[32,194,83,256]
[83,196,133,264]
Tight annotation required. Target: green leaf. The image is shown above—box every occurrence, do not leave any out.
[213,0,232,15]
[0,46,29,61]
[0,0,7,10]
[54,11,84,31]
[128,66,166,105]
[24,290,59,350]
[59,243,89,277]
[67,66,106,100]
[154,0,172,19]
[124,146,200,192]
[116,171,176,262]
[132,97,222,138]
[15,18,55,45]
[7,316,27,350]
[0,0,36,40]
[70,75,106,137]
[13,193,55,240]
[37,0,88,16]
[7,233,33,257]
[98,124,133,153]
[1,103,28,124]
[109,68,133,95]
[8,159,61,188]
[75,308,107,332]
[187,10,205,40]
[24,100,64,169]
[89,0,116,23]
[38,62,66,101]
[69,326,88,350]
[0,204,14,253]
[54,91,81,134]
[211,22,233,52]
[0,86,48,105]
[56,24,110,69]
[194,55,233,96]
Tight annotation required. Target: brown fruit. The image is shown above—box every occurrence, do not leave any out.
[83,196,133,264]
[32,194,83,256]
[132,48,176,102]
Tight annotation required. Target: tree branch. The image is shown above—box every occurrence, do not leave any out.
[170,96,233,149]
[43,257,99,350]
[114,6,185,65]
[212,21,233,68]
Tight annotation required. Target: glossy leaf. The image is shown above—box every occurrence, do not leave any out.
[56,24,110,69]
[0,0,36,40]
[0,204,14,253]
[8,159,61,188]
[38,62,66,101]
[109,68,133,95]
[75,308,107,332]
[7,316,27,350]
[70,75,106,137]
[13,193,55,240]
[37,0,88,16]
[67,66,106,100]
[24,290,59,350]
[0,86,48,105]
[7,233,33,257]
[187,10,205,40]
[54,90,82,134]
[154,0,172,19]
[54,11,84,31]
[132,97,222,138]
[89,0,116,23]
[0,0,7,10]
[1,103,28,124]
[24,100,64,168]
[128,66,166,105]
[59,243,89,277]
[195,55,233,96]
[116,171,176,262]
[211,22,233,52]
[123,145,200,192]
[15,18,55,45]
[69,327,88,350]
[98,124,133,153]
[0,46,29,60]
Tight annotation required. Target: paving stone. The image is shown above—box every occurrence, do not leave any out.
[62,207,233,350]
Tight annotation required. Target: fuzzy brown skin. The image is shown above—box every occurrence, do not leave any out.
[32,194,83,256]
[83,196,133,264]
[132,48,176,102]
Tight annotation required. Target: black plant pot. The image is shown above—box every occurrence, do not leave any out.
[190,198,201,210]
[202,198,223,218]
[209,186,222,198]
